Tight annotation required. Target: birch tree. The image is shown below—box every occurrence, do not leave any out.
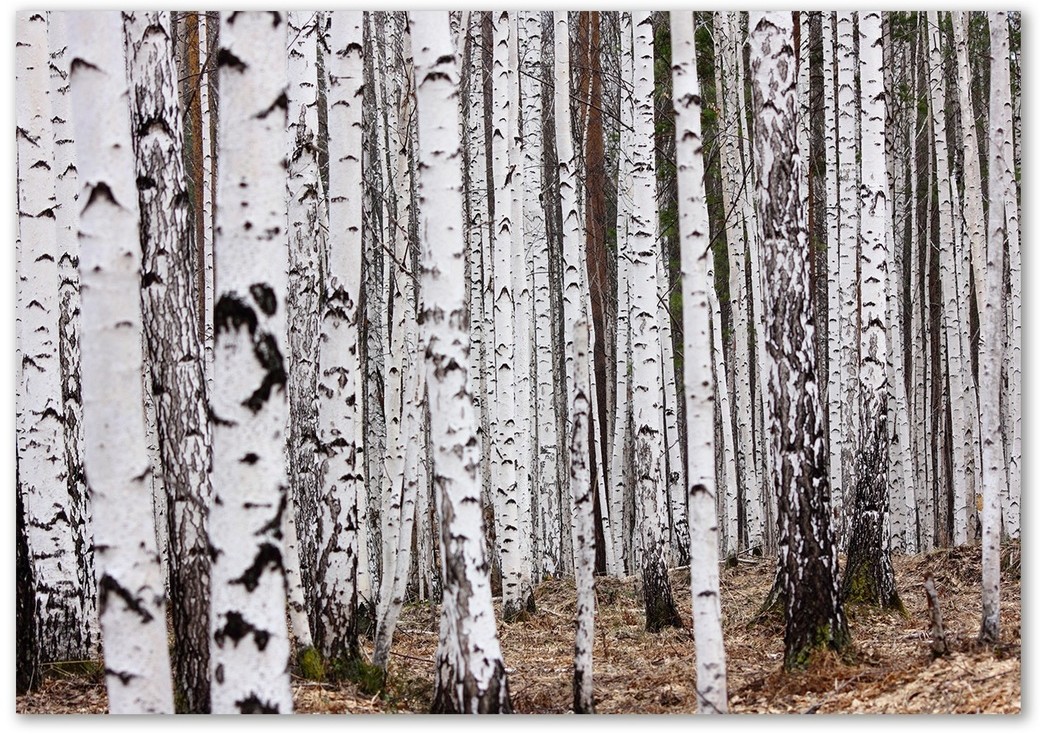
[630,11,681,632]
[312,8,365,668]
[208,10,294,714]
[749,10,850,670]
[672,9,728,712]
[979,10,1012,645]
[522,10,562,580]
[16,10,96,666]
[490,10,533,620]
[411,10,512,712]
[569,316,596,713]
[841,12,902,610]
[67,10,175,712]
[48,12,98,654]
[834,13,860,548]
[285,9,325,654]
[926,10,973,547]
[123,10,213,711]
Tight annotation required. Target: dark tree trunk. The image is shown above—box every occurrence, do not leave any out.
[16,487,40,695]
[749,11,850,671]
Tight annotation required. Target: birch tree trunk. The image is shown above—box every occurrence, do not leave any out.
[312,8,365,667]
[822,13,845,551]
[48,12,98,654]
[285,9,325,651]
[569,316,596,713]
[411,11,512,712]
[208,10,294,714]
[749,10,850,670]
[927,10,973,547]
[992,11,1021,540]
[510,12,538,599]
[200,11,215,393]
[609,12,634,573]
[123,10,213,711]
[834,13,860,550]
[67,10,175,712]
[979,10,1012,644]
[490,11,533,620]
[842,12,901,610]
[374,12,425,666]
[630,11,681,632]
[672,9,728,711]
[522,10,563,580]
[16,10,96,666]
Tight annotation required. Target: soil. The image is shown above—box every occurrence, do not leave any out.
[16,542,1020,715]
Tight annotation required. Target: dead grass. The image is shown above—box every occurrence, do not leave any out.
[15,542,1020,714]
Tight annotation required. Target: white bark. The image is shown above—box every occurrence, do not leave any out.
[834,13,860,549]
[463,11,490,566]
[630,11,680,631]
[715,12,764,552]
[411,11,512,712]
[312,8,364,665]
[200,11,215,394]
[672,9,728,711]
[16,10,97,665]
[522,11,562,580]
[374,12,424,666]
[658,254,687,564]
[285,10,325,648]
[884,19,917,555]
[208,11,294,714]
[610,12,634,573]
[979,11,1011,643]
[822,12,844,551]
[49,10,101,656]
[927,10,972,547]
[67,10,174,712]
[510,12,537,600]
[569,316,596,713]
[909,36,934,552]
[123,9,213,710]
[491,10,529,619]
[992,12,1021,540]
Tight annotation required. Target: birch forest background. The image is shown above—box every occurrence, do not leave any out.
[14,9,1021,715]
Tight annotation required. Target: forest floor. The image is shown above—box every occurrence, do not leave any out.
[17,541,1021,715]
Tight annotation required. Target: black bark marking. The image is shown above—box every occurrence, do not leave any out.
[255,490,287,540]
[213,610,272,652]
[243,332,286,413]
[69,57,101,75]
[105,668,137,686]
[236,694,279,714]
[214,293,257,336]
[98,573,155,624]
[141,271,162,288]
[216,48,247,72]
[240,452,260,465]
[255,92,288,120]
[83,182,119,212]
[249,283,277,315]
[230,542,283,592]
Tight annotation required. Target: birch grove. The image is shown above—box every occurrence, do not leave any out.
[16,9,1021,715]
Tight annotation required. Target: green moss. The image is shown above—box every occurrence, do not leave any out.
[327,656,385,696]
[784,622,851,672]
[296,645,326,682]
[44,658,103,680]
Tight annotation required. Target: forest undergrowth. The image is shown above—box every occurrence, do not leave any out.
[17,542,1020,715]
